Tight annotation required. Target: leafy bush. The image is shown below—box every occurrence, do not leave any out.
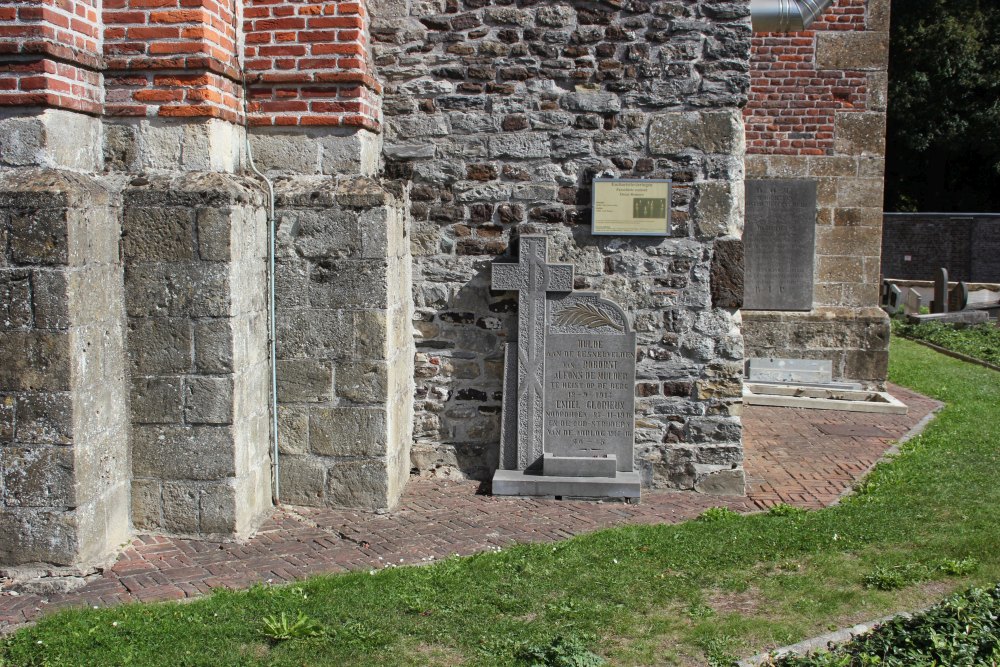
[893,320,1000,366]
[764,583,1000,666]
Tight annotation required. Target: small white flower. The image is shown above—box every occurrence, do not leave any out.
[369,570,376,575]
[613,559,619,564]
[112,622,118,627]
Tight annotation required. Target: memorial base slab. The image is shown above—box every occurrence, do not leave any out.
[492,470,641,502]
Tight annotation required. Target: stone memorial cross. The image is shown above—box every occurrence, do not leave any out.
[491,235,573,469]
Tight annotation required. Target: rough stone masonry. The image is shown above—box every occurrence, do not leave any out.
[0,0,890,570]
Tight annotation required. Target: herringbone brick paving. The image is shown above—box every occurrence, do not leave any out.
[0,384,940,631]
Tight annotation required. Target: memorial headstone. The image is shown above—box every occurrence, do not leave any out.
[948,281,969,312]
[904,288,923,315]
[932,267,949,314]
[748,358,833,384]
[887,284,903,314]
[491,235,641,500]
[743,180,817,311]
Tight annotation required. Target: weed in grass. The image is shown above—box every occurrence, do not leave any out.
[516,635,606,667]
[863,564,926,591]
[937,557,979,576]
[767,504,808,518]
[259,612,325,641]
[697,507,742,522]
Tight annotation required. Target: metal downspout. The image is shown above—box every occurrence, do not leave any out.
[751,0,836,32]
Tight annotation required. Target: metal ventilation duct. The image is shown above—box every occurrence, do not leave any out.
[751,0,836,32]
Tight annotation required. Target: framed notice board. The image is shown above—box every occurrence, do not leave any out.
[591,178,671,236]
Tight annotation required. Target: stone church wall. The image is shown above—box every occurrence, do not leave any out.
[742,0,891,386]
[373,0,751,493]
[0,170,131,566]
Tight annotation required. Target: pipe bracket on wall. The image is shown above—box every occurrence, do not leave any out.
[751,0,836,33]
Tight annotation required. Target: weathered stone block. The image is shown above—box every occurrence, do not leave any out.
[325,459,389,510]
[131,479,162,530]
[0,331,71,391]
[131,377,183,425]
[816,31,889,71]
[834,113,886,157]
[132,425,236,481]
[9,208,69,266]
[710,236,744,309]
[279,456,326,505]
[336,361,389,404]
[0,446,74,508]
[308,258,388,310]
[184,376,234,425]
[15,392,73,444]
[693,180,741,237]
[193,319,233,374]
[161,482,201,534]
[650,110,743,156]
[0,270,32,331]
[31,270,69,330]
[309,407,387,457]
[199,482,238,534]
[276,359,334,403]
[694,468,745,496]
[128,318,192,374]
[125,263,230,318]
[196,208,233,261]
[123,207,196,261]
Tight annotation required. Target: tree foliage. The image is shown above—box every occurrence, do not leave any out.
[886,0,1000,211]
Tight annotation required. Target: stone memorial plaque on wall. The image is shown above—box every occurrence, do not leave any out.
[743,179,816,311]
[544,293,636,472]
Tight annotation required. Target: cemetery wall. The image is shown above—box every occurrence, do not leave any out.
[743,0,890,386]
[882,213,1000,284]
[373,0,751,493]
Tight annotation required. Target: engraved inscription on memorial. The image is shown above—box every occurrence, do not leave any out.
[490,235,641,499]
[743,179,816,311]
[544,294,636,471]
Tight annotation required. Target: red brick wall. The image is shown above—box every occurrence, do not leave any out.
[242,0,381,129]
[746,0,868,156]
[0,0,103,114]
[103,0,242,121]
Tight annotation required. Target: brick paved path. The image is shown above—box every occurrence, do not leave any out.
[0,384,940,631]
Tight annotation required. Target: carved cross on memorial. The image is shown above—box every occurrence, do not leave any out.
[491,235,574,470]
[491,235,641,501]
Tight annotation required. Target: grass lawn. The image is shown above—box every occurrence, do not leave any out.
[2,336,999,666]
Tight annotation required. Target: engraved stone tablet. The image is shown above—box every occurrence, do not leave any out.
[544,293,636,473]
[743,180,816,311]
[490,235,640,500]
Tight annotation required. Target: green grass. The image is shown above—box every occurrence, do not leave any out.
[3,337,1000,667]
[893,318,1000,366]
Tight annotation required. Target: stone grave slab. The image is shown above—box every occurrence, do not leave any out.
[932,267,948,313]
[904,288,923,315]
[743,180,816,311]
[748,358,832,384]
[948,281,969,312]
[491,235,640,501]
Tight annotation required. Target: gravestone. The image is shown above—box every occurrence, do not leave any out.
[748,358,832,384]
[886,284,903,314]
[743,180,817,311]
[948,281,969,312]
[904,288,923,315]
[492,235,641,500]
[932,267,949,313]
